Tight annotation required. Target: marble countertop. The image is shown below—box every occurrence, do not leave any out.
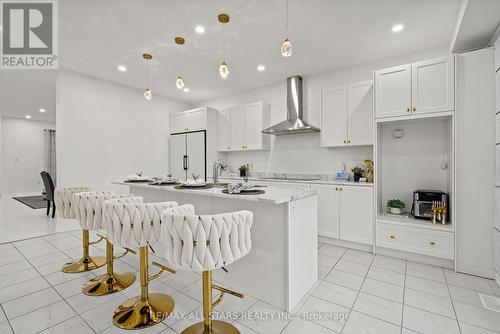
[112,181,318,204]
[219,175,373,187]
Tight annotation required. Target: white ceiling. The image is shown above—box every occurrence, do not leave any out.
[0,0,472,122]
[0,71,56,122]
[59,0,463,104]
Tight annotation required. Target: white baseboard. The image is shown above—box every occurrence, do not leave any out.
[319,236,373,253]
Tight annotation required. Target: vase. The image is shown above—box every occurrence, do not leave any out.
[389,207,402,215]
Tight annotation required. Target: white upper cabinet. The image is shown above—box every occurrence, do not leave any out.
[217,109,231,151]
[245,102,269,150]
[375,64,412,118]
[170,108,208,133]
[229,105,245,150]
[321,86,348,146]
[321,80,373,147]
[348,81,373,145]
[339,186,373,245]
[217,102,270,151]
[375,56,455,119]
[412,56,455,115]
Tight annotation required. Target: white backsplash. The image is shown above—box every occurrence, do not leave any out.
[222,133,372,176]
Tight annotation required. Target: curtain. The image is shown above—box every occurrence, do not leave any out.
[43,129,56,185]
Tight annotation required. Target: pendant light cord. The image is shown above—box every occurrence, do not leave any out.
[222,23,226,62]
[146,60,150,89]
[285,0,289,37]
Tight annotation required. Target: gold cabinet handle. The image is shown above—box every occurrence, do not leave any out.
[335,187,338,191]
[343,140,346,144]
[339,187,342,191]
[389,235,395,239]
[347,140,351,144]
[406,108,410,113]
[413,107,416,112]
[429,241,435,246]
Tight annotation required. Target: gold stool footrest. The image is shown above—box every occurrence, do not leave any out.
[211,284,244,308]
[114,247,136,260]
[113,293,175,330]
[148,261,176,281]
[82,271,135,296]
[89,235,105,245]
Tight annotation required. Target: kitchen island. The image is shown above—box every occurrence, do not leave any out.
[113,181,318,312]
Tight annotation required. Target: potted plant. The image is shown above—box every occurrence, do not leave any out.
[387,199,405,215]
[239,164,249,178]
[351,166,364,182]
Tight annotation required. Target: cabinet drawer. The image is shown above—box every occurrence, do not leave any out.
[377,223,454,259]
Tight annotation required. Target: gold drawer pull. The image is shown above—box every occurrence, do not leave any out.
[406,108,410,113]
[413,107,416,112]
[389,235,395,239]
[429,241,435,246]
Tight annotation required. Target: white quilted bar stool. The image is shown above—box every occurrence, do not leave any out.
[73,192,142,296]
[54,187,90,219]
[54,187,107,273]
[162,205,253,334]
[104,200,179,330]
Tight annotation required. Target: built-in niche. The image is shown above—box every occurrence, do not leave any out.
[376,116,453,226]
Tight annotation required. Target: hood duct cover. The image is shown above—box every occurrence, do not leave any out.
[262,75,320,135]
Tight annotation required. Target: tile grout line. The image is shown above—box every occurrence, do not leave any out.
[0,304,15,334]
[11,237,99,334]
[400,260,407,334]
[443,268,463,334]
[339,252,375,334]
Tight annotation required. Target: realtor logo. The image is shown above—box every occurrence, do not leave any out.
[1,0,58,69]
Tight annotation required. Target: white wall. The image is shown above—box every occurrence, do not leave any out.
[56,71,188,191]
[1,117,56,196]
[191,47,448,175]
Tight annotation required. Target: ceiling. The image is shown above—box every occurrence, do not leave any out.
[0,0,475,122]
[59,0,463,104]
[0,71,56,122]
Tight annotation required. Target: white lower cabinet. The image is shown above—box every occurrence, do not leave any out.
[339,186,373,245]
[377,223,454,259]
[314,184,373,245]
[314,184,340,239]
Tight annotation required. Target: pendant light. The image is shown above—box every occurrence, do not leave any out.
[175,36,186,89]
[143,53,152,100]
[218,13,230,79]
[281,0,292,57]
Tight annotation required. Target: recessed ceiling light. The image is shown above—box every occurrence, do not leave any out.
[25,115,31,119]
[195,26,205,34]
[392,24,404,33]
[117,65,127,72]
[183,87,190,93]
[39,108,46,113]
[257,65,266,72]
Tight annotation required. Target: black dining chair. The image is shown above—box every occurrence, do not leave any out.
[40,171,56,218]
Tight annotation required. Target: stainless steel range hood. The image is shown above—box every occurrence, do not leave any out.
[262,75,320,135]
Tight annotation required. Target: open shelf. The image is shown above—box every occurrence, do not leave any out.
[377,214,454,232]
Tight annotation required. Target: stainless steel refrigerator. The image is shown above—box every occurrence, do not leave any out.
[169,130,206,181]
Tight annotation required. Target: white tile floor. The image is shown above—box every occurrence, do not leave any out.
[0,196,80,244]
[0,234,499,334]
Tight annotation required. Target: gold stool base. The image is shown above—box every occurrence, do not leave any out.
[113,293,175,330]
[82,271,136,296]
[181,320,240,334]
[61,255,106,273]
